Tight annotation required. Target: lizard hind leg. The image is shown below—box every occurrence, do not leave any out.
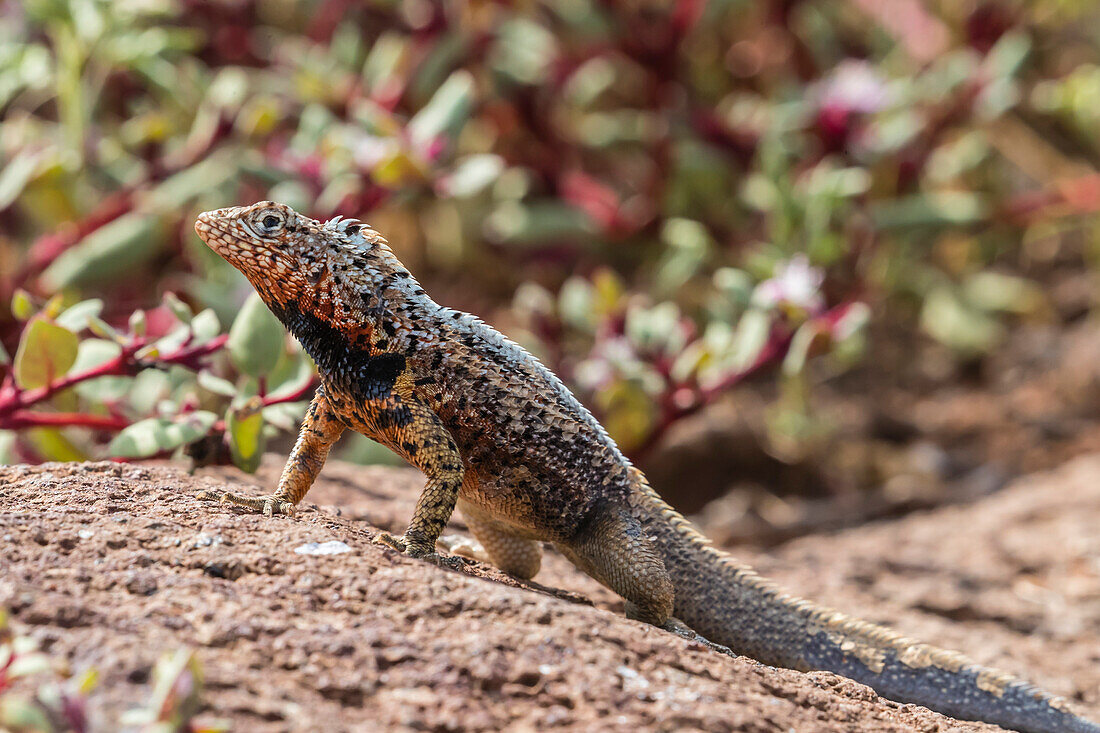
[447,502,542,579]
[558,505,674,627]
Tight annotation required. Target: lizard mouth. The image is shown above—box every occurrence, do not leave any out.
[194,210,226,252]
[194,209,259,262]
[194,209,286,288]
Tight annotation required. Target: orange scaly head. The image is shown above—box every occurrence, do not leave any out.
[194,201,338,318]
[195,201,426,382]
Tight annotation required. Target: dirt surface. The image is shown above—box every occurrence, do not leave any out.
[2,455,1099,732]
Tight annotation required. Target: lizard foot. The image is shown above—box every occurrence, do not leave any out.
[375,532,469,571]
[199,490,296,517]
[660,617,737,658]
[373,531,409,553]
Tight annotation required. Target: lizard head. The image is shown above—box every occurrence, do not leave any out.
[195,201,327,307]
[195,201,414,366]
[195,200,394,319]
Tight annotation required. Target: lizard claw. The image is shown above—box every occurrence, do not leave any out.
[200,490,297,517]
[373,531,408,553]
[659,617,736,657]
[259,496,297,517]
[375,532,468,571]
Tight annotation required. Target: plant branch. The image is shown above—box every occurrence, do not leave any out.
[1,411,132,431]
[629,302,859,462]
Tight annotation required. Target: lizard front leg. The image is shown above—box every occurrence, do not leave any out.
[214,386,345,516]
[365,394,465,559]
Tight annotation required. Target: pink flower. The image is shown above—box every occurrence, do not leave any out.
[754,255,825,315]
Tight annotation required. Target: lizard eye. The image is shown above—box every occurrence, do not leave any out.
[253,209,285,236]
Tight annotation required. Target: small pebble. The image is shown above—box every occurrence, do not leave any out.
[294,540,352,556]
[192,532,223,548]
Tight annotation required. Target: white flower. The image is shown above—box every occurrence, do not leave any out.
[754,255,825,314]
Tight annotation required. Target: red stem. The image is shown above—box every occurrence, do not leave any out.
[2,411,132,431]
[0,334,230,431]
[629,302,857,461]
[4,352,139,413]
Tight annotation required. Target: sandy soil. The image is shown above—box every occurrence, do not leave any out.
[2,454,1098,732]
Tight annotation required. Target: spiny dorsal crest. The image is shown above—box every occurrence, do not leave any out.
[323,215,364,236]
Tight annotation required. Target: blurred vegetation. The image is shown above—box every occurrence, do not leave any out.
[0,609,225,732]
[1,0,1099,470]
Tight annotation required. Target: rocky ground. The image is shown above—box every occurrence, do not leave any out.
[1,454,1099,732]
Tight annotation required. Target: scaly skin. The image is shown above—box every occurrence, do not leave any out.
[196,201,1099,733]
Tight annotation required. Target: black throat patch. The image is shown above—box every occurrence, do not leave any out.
[267,300,405,400]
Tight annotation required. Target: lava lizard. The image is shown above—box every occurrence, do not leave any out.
[195,201,1099,733]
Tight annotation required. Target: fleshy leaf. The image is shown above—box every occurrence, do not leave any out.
[56,298,104,332]
[40,212,166,290]
[11,289,35,320]
[13,318,79,389]
[107,411,217,458]
[407,69,475,152]
[729,308,772,372]
[266,352,315,400]
[197,370,238,397]
[227,293,285,378]
[190,308,222,343]
[163,292,193,322]
[227,404,265,473]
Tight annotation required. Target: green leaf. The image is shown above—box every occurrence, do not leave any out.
[144,324,191,359]
[107,411,217,458]
[0,339,8,366]
[921,286,1003,355]
[593,379,656,452]
[56,298,104,332]
[407,69,475,150]
[26,427,87,462]
[146,149,240,210]
[196,370,238,398]
[11,289,35,320]
[0,149,45,209]
[72,339,129,402]
[40,212,166,290]
[190,308,222,343]
[227,406,265,473]
[871,192,989,229]
[266,352,315,401]
[0,695,53,732]
[782,321,826,376]
[362,31,407,91]
[0,430,15,463]
[729,308,772,371]
[88,315,123,342]
[962,272,1044,315]
[557,276,596,331]
[985,31,1030,80]
[262,401,307,431]
[42,293,65,319]
[129,310,147,337]
[13,318,79,389]
[485,200,596,246]
[490,18,558,86]
[440,154,504,198]
[163,292,193,322]
[227,293,285,378]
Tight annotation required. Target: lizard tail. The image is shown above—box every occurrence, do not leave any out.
[631,483,1100,733]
